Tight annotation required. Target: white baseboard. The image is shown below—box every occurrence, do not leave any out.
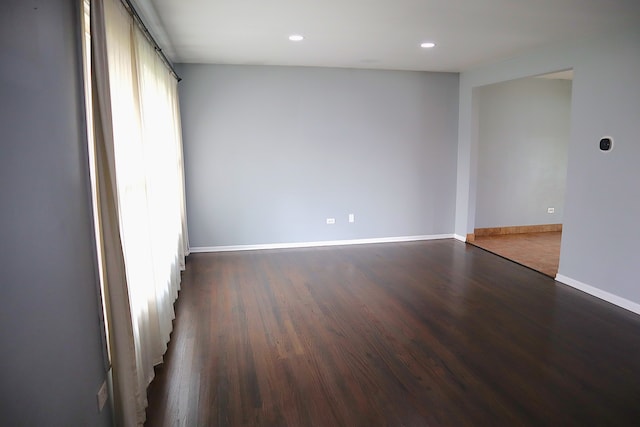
[453,234,467,242]
[555,274,640,316]
[190,234,455,253]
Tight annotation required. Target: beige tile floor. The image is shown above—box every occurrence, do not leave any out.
[470,232,561,277]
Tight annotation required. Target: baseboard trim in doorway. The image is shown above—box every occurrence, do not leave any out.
[475,224,562,237]
[555,274,640,316]
[190,234,455,253]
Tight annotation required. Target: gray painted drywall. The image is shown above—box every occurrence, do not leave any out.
[178,65,459,247]
[559,29,640,301]
[475,78,571,228]
[0,1,112,425]
[456,27,640,306]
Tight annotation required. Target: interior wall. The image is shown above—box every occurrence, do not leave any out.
[559,29,640,304]
[475,77,571,228]
[178,65,459,248]
[456,27,640,309]
[0,1,112,425]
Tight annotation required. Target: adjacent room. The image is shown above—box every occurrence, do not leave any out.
[470,71,573,277]
[2,1,640,426]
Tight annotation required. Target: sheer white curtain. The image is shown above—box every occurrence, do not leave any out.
[90,0,188,424]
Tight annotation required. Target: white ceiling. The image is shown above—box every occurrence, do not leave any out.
[135,0,640,72]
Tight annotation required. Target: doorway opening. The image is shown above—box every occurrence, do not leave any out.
[469,70,573,277]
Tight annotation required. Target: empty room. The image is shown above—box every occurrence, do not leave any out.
[2,0,640,426]
[470,72,572,277]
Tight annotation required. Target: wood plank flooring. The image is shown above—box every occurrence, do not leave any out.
[471,231,562,277]
[145,240,640,426]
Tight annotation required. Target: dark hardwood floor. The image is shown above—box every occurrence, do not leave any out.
[145,240,640,426]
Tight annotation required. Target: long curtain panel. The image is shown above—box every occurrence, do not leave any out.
[90,0,188,424]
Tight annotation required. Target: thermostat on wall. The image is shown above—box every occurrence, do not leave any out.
[599,136,614,152]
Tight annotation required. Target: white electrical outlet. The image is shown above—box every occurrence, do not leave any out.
[348,213,355,223]
[326,218,335,225]
[97,381,108,412]
[547,207,555,214]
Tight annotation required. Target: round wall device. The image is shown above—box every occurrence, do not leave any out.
[599,136,614,152]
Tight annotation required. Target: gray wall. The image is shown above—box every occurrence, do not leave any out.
[560,29,640,301]
[456,27,640,306]
[475,78,571,228]
[178,65,459,248]
[0,1,112,425]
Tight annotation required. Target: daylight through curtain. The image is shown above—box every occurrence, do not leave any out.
[90,0,188,424]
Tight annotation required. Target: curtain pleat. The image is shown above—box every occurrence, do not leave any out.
[90,1,140,424]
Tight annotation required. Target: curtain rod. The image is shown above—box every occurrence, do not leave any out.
[120,0,182,82]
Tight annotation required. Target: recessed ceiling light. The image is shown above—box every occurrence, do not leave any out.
[420,42,436,49]
[289,34,304,42]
